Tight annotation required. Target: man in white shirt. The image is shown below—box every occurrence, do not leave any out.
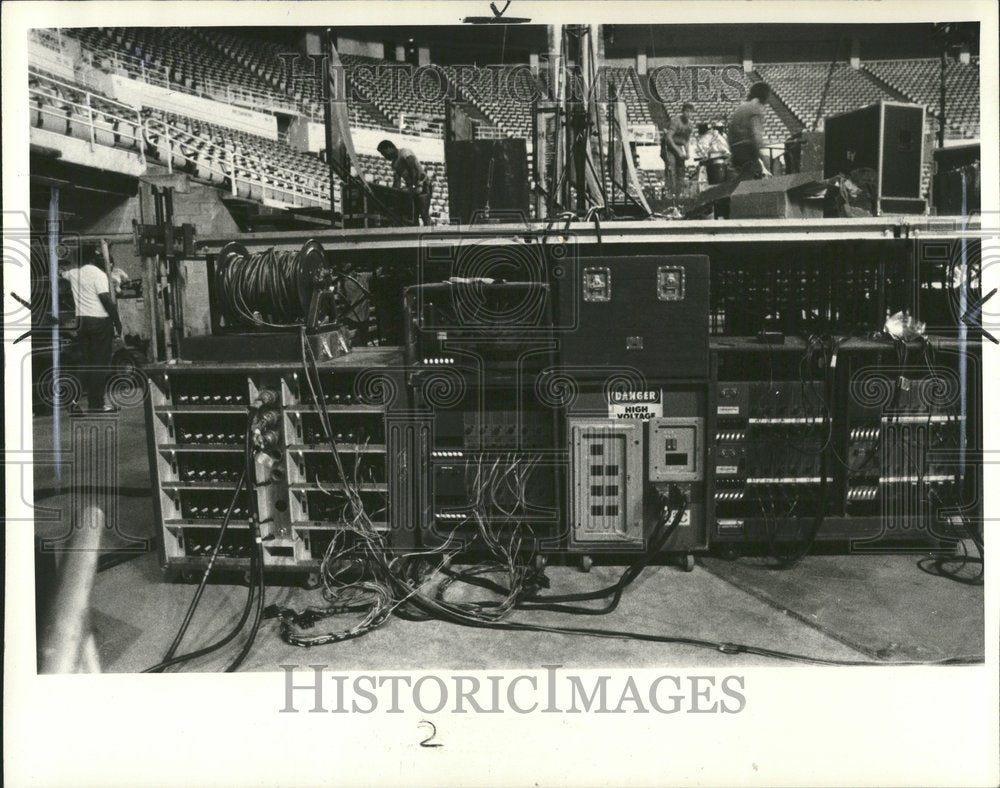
[60,246,123,412]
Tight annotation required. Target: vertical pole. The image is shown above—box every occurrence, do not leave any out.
[323,28,338,227]
[138,184,159,363]
[958,171,967,481]
[86,92,95,148]
[938,48,947,149]
[100,239,116,305]
[608,92,616,208]
[164,190,181,361]
[48,188,62,485]
[136,109,146,165]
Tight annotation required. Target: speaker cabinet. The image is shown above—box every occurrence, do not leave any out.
[444,139,530,225]
[554,255,710,380]
[824,101,926,215]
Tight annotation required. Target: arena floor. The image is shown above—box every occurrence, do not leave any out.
[32,403,985,673]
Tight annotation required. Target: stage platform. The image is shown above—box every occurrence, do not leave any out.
[196,215,984,254]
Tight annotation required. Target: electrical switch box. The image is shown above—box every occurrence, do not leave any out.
[647,417,704,482]
[569,419,644,546]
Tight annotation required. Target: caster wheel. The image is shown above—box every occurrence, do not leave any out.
[242,570,253,585]
[303,572,322,590]
[534,554,547,573]
[682,554,696,572]
[580,555,593,573]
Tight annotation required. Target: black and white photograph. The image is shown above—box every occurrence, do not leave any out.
[3,1,998,785]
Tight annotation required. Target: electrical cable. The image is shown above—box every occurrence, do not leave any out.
[217,246,305,328]
[266,331,399,647]
[224,433,269,672]
[144,424,260,673]
[155,466,249,667]
[439,488,687,615]
[385,554,980,667]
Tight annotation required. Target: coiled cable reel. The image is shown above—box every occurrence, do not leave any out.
[214,239,370,336]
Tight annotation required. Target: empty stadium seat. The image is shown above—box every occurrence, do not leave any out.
[754,62,894,132]
[863,58,979,139]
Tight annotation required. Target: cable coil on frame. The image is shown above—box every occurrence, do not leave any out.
[215,240,328,328]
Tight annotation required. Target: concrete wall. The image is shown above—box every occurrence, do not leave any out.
[30,127,146,178]
[109,75,279,139]
[83,171,239,339]
[337,36,385,60]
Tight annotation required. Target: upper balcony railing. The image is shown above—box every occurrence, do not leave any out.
[29,68,146,163]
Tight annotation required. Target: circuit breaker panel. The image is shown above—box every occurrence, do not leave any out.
[569,419,644,547]
[566,386,712,556]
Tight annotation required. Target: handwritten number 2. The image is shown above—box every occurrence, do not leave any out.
[418,720,443,748]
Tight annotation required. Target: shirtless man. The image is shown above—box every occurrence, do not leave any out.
[377,139,433,225]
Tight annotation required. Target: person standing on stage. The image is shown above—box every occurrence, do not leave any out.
[660,102,696,196]
[727,82,772,180]
[377,139,433,226]
[60,246,122,413]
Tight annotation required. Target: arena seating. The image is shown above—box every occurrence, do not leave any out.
[142,109,332,208]
[140,109,450,220]
[31,26,983,219]
[754,62,895,131]
[192,29,392,129]
[191,29,290,93]
[66,27,279,102]
[650,67,792,144]
[341,54,446,134]
[29,68,144,153]
[863,57,980,139]
[603,67,652,125]
[449,64,539,139]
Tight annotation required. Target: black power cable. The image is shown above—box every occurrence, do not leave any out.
[385,555,979,667]
[223,427,268,672]
[144,414,267,673]
[150,466,249,671]
[216,246,304,329]
[438,488,688,616]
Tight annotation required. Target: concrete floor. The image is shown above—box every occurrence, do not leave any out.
[32,402,985,673]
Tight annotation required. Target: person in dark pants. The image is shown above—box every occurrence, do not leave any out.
[60,247,122,413]
[377,139,433,226]
[727,82,772,181]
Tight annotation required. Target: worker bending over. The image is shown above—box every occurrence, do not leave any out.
[377,139,433,226]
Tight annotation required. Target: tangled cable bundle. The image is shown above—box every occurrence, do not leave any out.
[216,241,327,328]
